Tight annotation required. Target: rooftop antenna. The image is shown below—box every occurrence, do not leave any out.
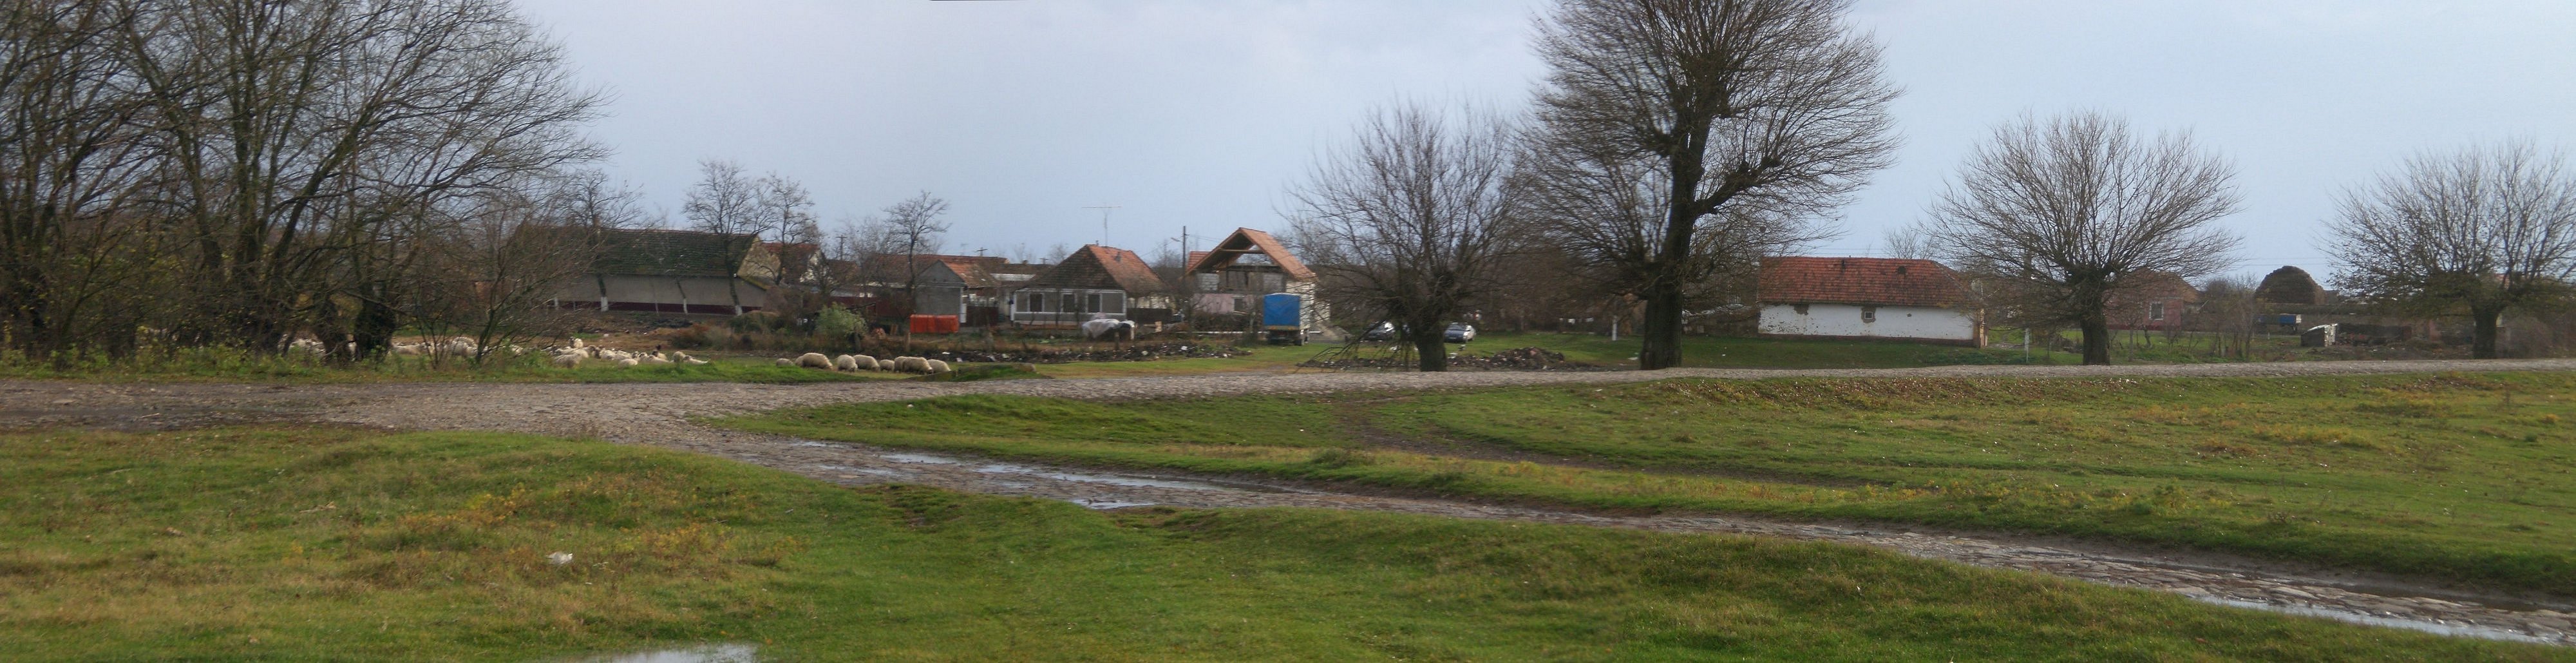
[1083,204,1120,245]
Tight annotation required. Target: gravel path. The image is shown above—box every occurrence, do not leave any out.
[10,357,2576,644]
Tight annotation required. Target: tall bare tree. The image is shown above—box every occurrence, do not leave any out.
[1289,103,1522,372]
[870,191,949,319]
[683,159,759,314]
[0,1,161,360]
[1922,111,2242,365]
[555,169,647,311]
[1524,0,1898,370]
[2326,142,2576,359]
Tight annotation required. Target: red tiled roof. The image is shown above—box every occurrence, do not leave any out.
[1186,227,1316,281]
[1026,244,1169,294]
[1757,257,1967,308]
[929,255,1005,288]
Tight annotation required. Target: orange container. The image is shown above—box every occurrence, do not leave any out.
[908,314,961,334]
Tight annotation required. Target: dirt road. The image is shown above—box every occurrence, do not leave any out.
[8,357,2576,644]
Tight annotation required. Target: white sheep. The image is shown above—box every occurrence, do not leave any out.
[616,358,639,368]
[849,354,878,371]
[892,356,931,373]
[775,358,795,367]
[639,355,673,366]
[923,359,951,374]
[552,354,582,368]
[796,352,835,370]
[683,357,710,365]
[833,354,860,371]
[571,338,585,349]
[875,358,896,371]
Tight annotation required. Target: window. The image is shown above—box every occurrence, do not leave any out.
[1085,293,1103,312]
[1861,305,1877,323]
[1792,303,1810,315]
[1195,273,1219,290]
[2149,302,2166,321]
[1021,293,1047,312]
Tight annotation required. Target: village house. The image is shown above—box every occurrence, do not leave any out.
[907,255,1012,325]
[558,227,767,315]
[1011,244,1172,326]
[1755,256,1984,346]
[2105,271,2198,331]
[1183,227,1329,331]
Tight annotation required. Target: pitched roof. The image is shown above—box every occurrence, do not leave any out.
[1186,227,1316,282]
[1026,244,1168,294]
[594,227,759,278]
[1757,257,1967,308]
[929,255,1006,288]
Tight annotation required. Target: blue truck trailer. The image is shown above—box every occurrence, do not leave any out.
[1261,293,1304,345]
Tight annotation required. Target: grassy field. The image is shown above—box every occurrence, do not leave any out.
[2,427,2557,660]
[0,349,902,384]
[724,372,2576,596]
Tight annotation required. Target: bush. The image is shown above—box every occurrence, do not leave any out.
[814,307,858,339]
[727,311,786,334]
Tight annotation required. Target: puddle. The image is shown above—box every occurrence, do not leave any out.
[810,463,907,478]
[571,643,756,662]
[790,441,831,448]
[1077,499,1159,510]
[965,462,1245,492]
[2198,598,2559,644]
[880,452,963,465]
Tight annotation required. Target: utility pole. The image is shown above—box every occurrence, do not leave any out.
[1083,204,1121,245]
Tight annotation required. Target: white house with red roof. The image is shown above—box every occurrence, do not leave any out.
[1756,256,1984,346]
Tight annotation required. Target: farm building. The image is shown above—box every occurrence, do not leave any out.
[2105,271,2198,331]
[1184,227,1329,331]
[558,227,768,315]
[1756,256,1983,346]
[1011,244,1173,326]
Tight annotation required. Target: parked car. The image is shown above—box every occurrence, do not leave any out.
[1360,322,1397,341]
[1443,323,1475,343]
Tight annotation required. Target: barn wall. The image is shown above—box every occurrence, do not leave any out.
[1757,303,1978,343]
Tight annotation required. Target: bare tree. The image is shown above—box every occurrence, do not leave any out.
[0,1,161,361]
[1922,111,2242,365]
[2193,275,2262,360]
[1289,103,1522,372]
[2327,142,2576,359]
[555,169,648,311]
[869,191,949,320]
[683,159,760,314]
[1524,0,1898,370]
[413,181,596,365]
[1879,224,1930,260]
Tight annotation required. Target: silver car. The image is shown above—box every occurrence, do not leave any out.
[1443,323,1475,343]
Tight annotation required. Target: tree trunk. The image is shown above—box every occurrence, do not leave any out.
[2472,307,2503,359]
[2079,312,2112,365]
[1638,283,1684,370]
[1413,331,1448,372]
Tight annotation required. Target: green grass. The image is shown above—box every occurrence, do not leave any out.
[3,427,2559,660]
[0,348,901,384]
[722,372,2576,596]
[1466,331,2045,368]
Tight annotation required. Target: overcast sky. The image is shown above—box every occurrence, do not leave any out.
[511,0,2575,282]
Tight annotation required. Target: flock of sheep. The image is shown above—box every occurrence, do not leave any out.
[288,335,947,374]
[775,352,952,374]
